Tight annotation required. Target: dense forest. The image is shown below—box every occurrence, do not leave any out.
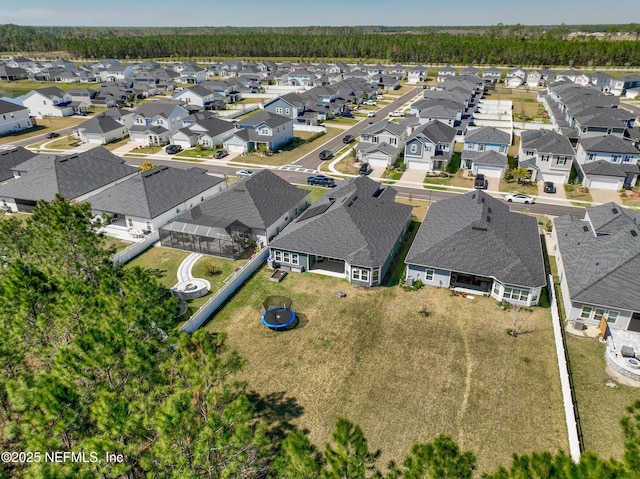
[1,197,640,478]
[1,24,640,66]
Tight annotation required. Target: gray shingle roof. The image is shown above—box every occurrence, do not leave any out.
[581,160,639,177]
[133,101,184,119]
[521,129,575,156]
[85,166,223,219]
[465,127,510,145]
[405,190,546,288]
[472,150,508,167]
[0,147,37,183]
[0,99,27,115]
[409,120,456,144]
[75,115,123,134]
[579,135,640,155]
[0,147,137,202]
[168,169,309,231]
[269,176,412,268]
[236,111,291,129]
[554,203,640,311]
[360,120,405,137]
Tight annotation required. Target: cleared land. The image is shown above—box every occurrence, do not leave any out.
[205,269,567,472]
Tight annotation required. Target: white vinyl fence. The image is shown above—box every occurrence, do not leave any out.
[293,124,326,133]
[548,273,582,462]
[179,249,269,332]
[112,231,160,265]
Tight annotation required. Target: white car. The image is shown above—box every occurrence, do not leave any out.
[367,111,376,117]
[236,169,255,178]
[389,110,404,117]
[505,193,534,204]
[364,100,377,106]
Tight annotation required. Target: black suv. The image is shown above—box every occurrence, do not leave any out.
[214,149,229,159]
[339,111,354,118]
[165,144,182,154]
[307,175,336,187]
[544,182,556,194]
[319,150,332,161]
[342,134,354,144]
[45,132,60,139]
[474,174,486,189]
[359,163,373,175]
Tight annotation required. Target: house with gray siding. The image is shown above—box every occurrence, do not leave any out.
[405,190,546,306]
[461,127,510,173]
[223,111,293,153]
[553,203,640,331]
[404,120,456,171]
[519,129,575,184]
[269,176,412,286]
[575,135,640,190]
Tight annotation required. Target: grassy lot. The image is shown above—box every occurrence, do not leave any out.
[177,147,218,159]
[125,145,164,155]
[236,128,343,167]
[396,196,430,221]
[125,246,189,289]
[566,334,640,461]
[322,117,359,127]
[381,168,404,182]
[103,235,133,253]
[192,255,248,293]
[500,180,539,195]
[297,185,331,204]
[508,135,520,158]
[0,117,86,146]
[102,137,131,151]
[39,134,81,151]
[0,212,30,224]
[619,189,640,208]
[205,271,566,472]
[564,184,594,205]
[332,154,361,176]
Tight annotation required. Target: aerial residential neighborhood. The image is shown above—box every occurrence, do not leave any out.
[1,13,640,479]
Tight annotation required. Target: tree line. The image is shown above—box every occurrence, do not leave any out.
[1,24,640,65]
[1,197,640,478]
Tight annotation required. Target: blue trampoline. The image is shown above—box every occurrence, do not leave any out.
[261,296,297,330]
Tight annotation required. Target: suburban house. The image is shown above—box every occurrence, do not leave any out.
[553,203,640,331]
[73,114,129,145]
[519,129,575,184]
[482,67,502,84]
[85,166,224,232]
[0,64,29,81]
[355,120,406,168]
[405,190,546,306]
[172,84,225,109]
[0,148,138,213]
[437,66,457,83]
[572,106,635,139]
[21,87,75,118]
[263,93,319,125]
[159,169,310,258]
[609,74,640,96]
[177,114,236,149]
[0,147,37,186]
[223,111,293,153]
[0,99,32,135]
[575,135,640,190]
[505,68,526,87]
[408,65,427,83]
[269,175,412,286]
[99,64,135,82]
[403,120,456,171]
[461,127,510,171]
[129,101,189,145]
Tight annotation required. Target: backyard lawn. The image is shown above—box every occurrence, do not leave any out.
[565,334,640,462]
[125,246,189,289]
[205,270,567,473]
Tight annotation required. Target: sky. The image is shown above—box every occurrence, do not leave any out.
[2,0,638,27]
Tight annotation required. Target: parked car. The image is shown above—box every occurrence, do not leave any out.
[474,174,486,189]
[165,144,182,154]
[359,163,373,175]
[543,182,556,194]
[342,134,354,144]
[319,150,333,161]
[307,175,336,187]
[214,149,229,159]
[367,111,376,118]
[389,110,404,117]
[376,95,384,100]
[236,169,254,177]
[364,100,377,106]
[505,193,535,204]
[339,111,354,118]
[45,132,60,139]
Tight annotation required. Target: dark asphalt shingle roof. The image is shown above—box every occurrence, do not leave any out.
[471,150,508,167]
[270,176,412,268]
[0,147,137,202]
[579,135,640,155]
[75,115,124,134]
[465,127,510,145]
[405,190,546,288]
[409,120,456,144]
[85,166,223,218]
[236,111,291,129]
[169,169,309,231]
[521,129,575,156]
[554,203,640,311]
[0,147,37,183]
[0,99,27,114]
[581,160,639,177]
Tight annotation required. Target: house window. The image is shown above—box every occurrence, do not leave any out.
[285,108,290,114]
[390,137,397,146]
[594,308,606,322]
[410,143,418,154]
[128,219,133,227]
[503,287,530,302]
[275,107,283,114]
[492,282,501,296]
[606,311,619,324]
[526,150,534,156]
[579,306,593,320]
[499,145,507,153]
[588,153,595,161]
[478,144,485,151]
[582,127,587,133]
[425,269,434,282]
[612,155,620,163]
[145,221,151,231]
[372,268,380,284]
[557,156,567,165]
[541,155,549,162]
[373,136,379,143]
[260,128,270,135]
[351,268,369,282]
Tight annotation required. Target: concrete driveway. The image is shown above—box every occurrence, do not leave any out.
[397,168,426,187]
[589,188,620,204]
[370,165,387,179]
[537,181,567,200]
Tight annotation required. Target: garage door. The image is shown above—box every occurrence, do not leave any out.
[476,166,503,178]
[367,155,390,169]
[588,177,621,191]
[227,144,245,154]
[406,160,432,171]
[540,172,567,184]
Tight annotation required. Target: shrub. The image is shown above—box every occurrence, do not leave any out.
[205,263,222,276]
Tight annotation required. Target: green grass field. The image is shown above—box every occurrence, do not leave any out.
[204,270,567,473]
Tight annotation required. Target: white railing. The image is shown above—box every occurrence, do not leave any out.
[112,231,160,265]
[512,121,556,131]
[548,273,582,462]
[179,249,269,332]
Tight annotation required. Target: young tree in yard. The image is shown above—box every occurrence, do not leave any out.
[396,434,476,479]
[270,430,323,479]
[323,418,380,479]
[139,160,156,171]
[510,167,531,185]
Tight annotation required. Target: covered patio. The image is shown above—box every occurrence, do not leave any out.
[450,272,492,293]
[308,255,346,278]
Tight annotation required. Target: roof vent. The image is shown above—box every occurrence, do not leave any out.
[487,207,492,214]
[481,197,485,203]
[583,226,589,232]
[632,230,638,237]
[486,216,491,222]
[612,208,619,214]
[472,193,476,199]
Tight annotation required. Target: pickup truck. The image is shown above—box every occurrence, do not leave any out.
[474,174,486,189]
[307,175,336,187]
